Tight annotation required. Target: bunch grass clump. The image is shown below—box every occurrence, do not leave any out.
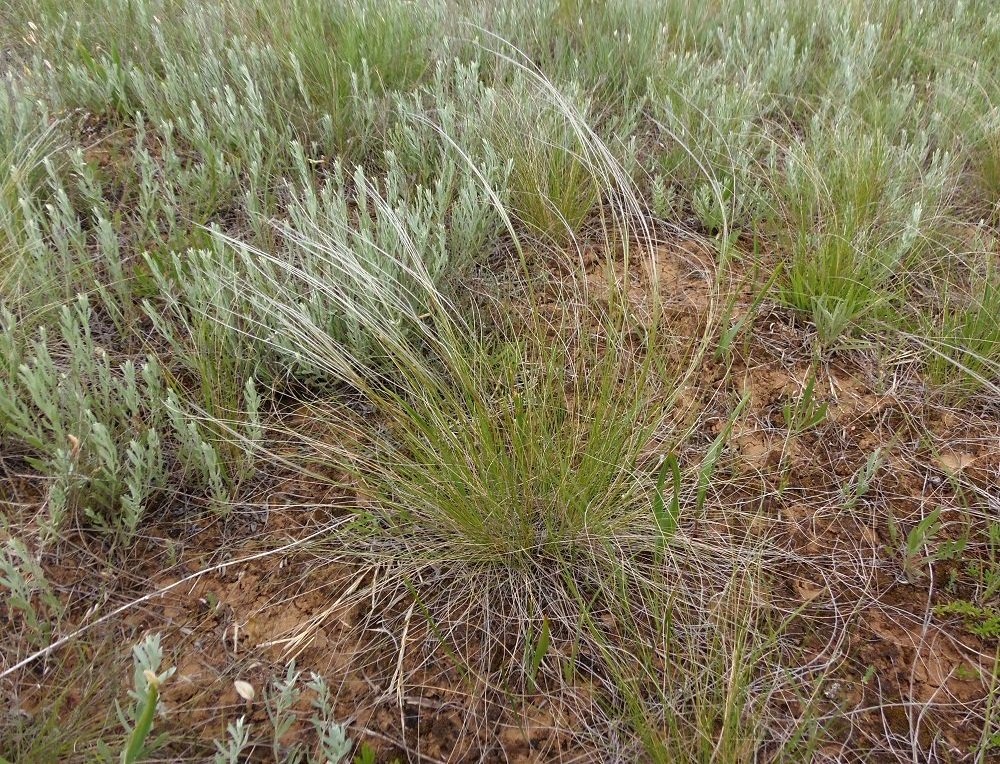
[924,260,1000,399]
[281,0,443,159]
[490,79,603,244]
[348,323,662,563]
[772,116,956,344]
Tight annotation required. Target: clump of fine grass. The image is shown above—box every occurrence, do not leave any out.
[0,88,54,271]
[923,264,1000,400]
[771,118,956,345]
[498,85,602,245]
[350,323,661,563]
[279,0,443,160]
[221,176,665,569]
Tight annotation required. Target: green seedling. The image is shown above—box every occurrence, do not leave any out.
[121,673,162,764]
[697,392,749,514]
[716,260,780,362]
[652,454,682,548]
[782,373,828,434]
[935,601,1000,641]
[841,448,882,511]
[862,664,877,685]
[888,507,943,582]
[525,617,552,692]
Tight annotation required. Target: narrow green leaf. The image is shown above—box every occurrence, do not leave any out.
[527,617,551,691]
[653,454,681,542]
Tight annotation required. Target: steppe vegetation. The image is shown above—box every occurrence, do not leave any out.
[1,1,999,761]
